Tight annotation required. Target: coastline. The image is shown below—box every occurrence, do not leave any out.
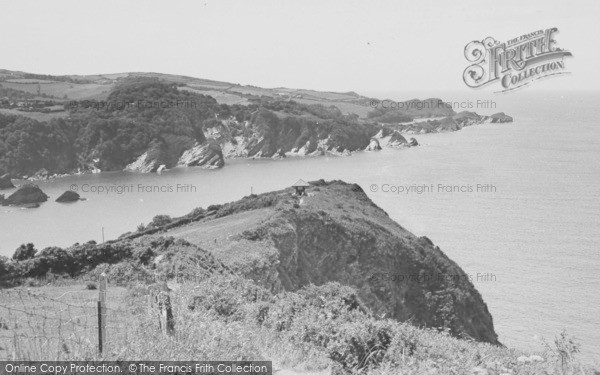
[9,112,510,185]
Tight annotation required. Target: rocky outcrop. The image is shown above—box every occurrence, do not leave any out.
[32,168,49,180]
[165,180,499,344]
[397,110,514,135]
[125,142,169,173]
[387,131,409,147]
[366,138,382,151]
[125,152,165,173]
[0,183,48,207]
[178,141,225,168]
[56,190,83,203]
[0,174,14,190]
[490,112,513,123]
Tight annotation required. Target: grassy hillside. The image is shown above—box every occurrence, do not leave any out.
[0,69,455,122]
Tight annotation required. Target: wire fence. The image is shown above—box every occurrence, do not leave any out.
[0,286,144,360]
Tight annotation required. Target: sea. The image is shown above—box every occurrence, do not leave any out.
[1,90,599,364]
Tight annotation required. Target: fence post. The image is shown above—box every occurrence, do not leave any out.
[158,291,175,336]
[97,273,107,354]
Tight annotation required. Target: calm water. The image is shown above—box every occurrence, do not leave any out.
[1,91,599,363]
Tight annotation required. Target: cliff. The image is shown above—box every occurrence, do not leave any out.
[152,180,499,344]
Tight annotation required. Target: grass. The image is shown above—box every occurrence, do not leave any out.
[0,81,111,100]
[1,277,597,374]
[0,285,131,360]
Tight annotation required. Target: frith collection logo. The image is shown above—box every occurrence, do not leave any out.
[463,28,572,92]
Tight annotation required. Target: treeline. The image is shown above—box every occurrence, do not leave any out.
[0,235,226,287]
[20,73,93,84]
[0,78,224,176]
[0,77,385,177]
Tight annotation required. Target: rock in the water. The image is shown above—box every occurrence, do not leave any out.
[0,183,49,206]
[387,131,408,147]
[0,174,15,190]
[56,190,82,203]
[178,141,225,169]
[490,112,513,123]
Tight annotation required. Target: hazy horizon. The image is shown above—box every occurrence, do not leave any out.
[1,0,598,94]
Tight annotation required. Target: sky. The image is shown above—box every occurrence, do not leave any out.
[0,0,598,94]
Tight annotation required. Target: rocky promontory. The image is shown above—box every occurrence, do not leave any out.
[144,180,500,344]
[0,183,49,207]
[177,141,225,168]
[490,112,514,123]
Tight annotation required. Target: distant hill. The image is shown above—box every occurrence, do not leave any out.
[0,70,512,179]
[0,69,456,120]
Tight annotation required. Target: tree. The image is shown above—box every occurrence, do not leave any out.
[0,255,10,274]
[149,215,172,228]
[12,243,37,261]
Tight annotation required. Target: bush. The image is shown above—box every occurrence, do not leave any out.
[12,243,37,261]
[259,283,402,372]
[148,215,172,228]
[206,204,222,212]
[86,282,97,290]
[185,275,271,323]
[186,207,206,219]
[33,246,75,276]
[90,261,154,286]
[0,256,11,281]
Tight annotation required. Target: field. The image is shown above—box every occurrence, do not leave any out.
[1,69,378,120]
[0,108,68,121]
[0,282,328,375]
[1,80,112,100]
[0,284,131,360]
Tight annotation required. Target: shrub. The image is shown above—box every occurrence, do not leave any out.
[185,275,271,323]
[187,207,206,219]
[327,320,394,373]
[12,243,37,261]
[206,204,222,212]
[90,261,154,286]
[0,256,12,284]
[148,215,172,228]
[24,277,40,287]
[86,282,97,290]
[33,246,75,276]
[259,282,403,372]
[132,246,155,265]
